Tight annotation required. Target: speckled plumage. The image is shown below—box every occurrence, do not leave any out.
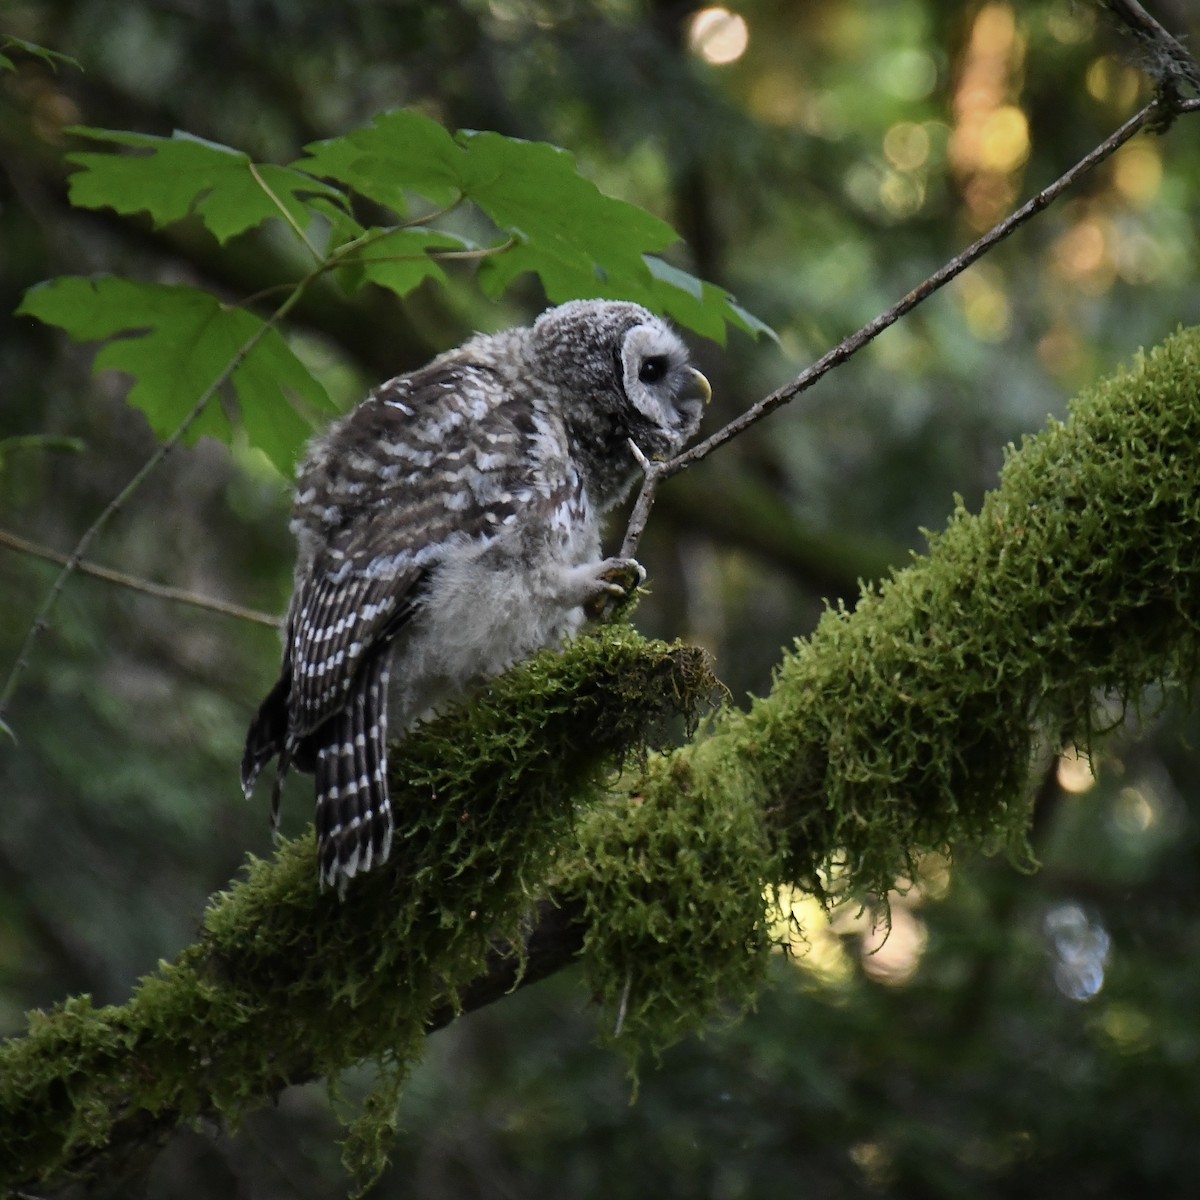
[242,300,710,893]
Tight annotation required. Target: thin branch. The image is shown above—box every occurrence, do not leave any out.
[622,102,1200,567]
[396,193,465,230]
[0,199,516,714]
[682,103,1159,472]
[619,95,1180,559]
[0,528,281,628]
[1099,0,1200,94]
[0,286,307,723]
[326,236,517,272]
[619,438,661,561]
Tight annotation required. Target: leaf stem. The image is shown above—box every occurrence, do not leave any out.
[248,161,323,262]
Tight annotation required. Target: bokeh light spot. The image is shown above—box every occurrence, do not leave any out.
[883,121,931,172]
[1113,141,1163,206]
[976,105,1029,172]
[1056,747,1095,794]
[688,6,749,66]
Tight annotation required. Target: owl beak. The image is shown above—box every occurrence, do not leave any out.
[685,368,712,406]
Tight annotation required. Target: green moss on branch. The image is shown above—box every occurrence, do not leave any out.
[6,327,1200,1190]
[0,628,716,1189]
[746,325,1200,898]
[550,326,1200,1055]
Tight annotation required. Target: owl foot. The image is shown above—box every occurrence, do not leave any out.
[584,557,646,619]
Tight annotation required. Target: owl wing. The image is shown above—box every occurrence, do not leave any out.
[285,361,548,739]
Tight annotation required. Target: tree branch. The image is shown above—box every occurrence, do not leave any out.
[620,91,1190,560]
[1099,0,1200,96]
[7,324,1200,1190]
[0,528,282,628]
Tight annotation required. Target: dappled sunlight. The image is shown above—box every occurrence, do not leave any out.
[687,7,749,66]
[772,853,951,989]
[1056,747,1095,794]
[1051,213,1117,294]
[1097,1002,1153,1055]
[950,2,1029,229]
[954,263,1012,341]
[883,120,932,172]
[858,905,929,987]
[1043,902,1110,1001]
[771,886,855,986]
[1112,141,1163,207]
[1111,785,1156,837]
[1085,55,1144,109]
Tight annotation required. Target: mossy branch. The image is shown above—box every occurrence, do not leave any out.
[0,630,717,1189]
[6,327,1200,1189]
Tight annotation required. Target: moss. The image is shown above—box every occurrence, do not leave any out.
[0,627,715,1190]
[553,327,1200,1057]
[732,324,1200,902]
[7,327,1200,1190]
[558,738,780,1059]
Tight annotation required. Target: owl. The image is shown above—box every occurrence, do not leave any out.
[241,299,710,894]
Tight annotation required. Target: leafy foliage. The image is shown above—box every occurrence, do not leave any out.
[16,277,336,474]
[0,35,80,73]
[20,110,769,476]
[65,129,346,245]
[9,2,1200,1193]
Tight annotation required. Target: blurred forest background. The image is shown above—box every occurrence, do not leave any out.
[3,0,1200,1196]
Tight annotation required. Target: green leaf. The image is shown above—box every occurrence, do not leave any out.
[297,111,775,341]
[461,131,676,304]
[298,110,466,214]
[0,36,82,73]
[333,227,473,299]
[65,128,343,246]
[17,277,335,473]
[645,257,778,344]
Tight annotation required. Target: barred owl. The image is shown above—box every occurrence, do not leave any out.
[241,300,710,894]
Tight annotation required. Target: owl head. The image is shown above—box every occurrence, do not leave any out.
[530,300,711,472]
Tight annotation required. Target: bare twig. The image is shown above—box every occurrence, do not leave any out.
[0,528,281,628]
[1098,0,1200,95]
[0,287,306,723]
[619,438,662,560]
[620,93,1190,561]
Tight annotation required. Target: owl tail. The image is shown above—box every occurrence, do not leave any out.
[315,651,394,897]
[241,671,290,801]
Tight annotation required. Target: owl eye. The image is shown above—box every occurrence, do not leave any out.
[638,355,669,384]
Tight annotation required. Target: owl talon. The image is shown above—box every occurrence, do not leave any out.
[598,558,646,596]
[585,558,646,618]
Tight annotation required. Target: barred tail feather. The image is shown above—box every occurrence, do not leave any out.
[370,659,393,866]
[241,672,291,798]
[315,652,394,897]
